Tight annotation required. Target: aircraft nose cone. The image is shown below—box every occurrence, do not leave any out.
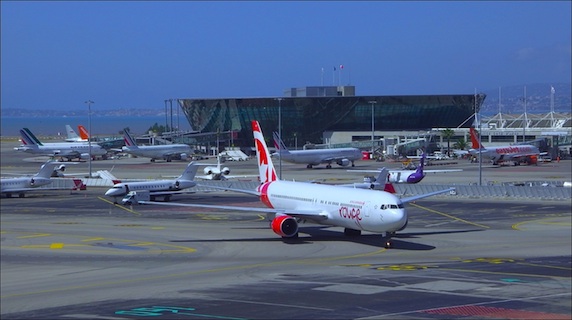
[105,189,120,197]
[386,209,408,231]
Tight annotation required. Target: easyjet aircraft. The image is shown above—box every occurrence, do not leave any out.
[140,121,454,248]
[469,127,543,165]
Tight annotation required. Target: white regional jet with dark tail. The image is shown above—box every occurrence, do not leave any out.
[104,162,199,203]
[272,132,362,168]
[122,129,192,162]
[139,121,454,248]
[1,161,82,198]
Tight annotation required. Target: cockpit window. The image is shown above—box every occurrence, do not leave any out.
[380,203,404,210]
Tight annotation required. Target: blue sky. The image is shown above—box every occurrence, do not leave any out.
[1,1,570,110]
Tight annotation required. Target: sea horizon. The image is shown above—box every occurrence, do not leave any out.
[0,115,193,138]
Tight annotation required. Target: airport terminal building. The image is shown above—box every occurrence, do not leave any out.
[177,86,484,148]
[176,86,570,158]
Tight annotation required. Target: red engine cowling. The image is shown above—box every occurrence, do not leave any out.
[271,215,298,238]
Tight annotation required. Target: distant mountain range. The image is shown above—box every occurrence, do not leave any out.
[479,83,571,115]
[2,83,570,117]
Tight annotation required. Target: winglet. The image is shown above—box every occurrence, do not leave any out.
[252,121,277,184]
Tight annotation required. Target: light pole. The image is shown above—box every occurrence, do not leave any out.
[85,100,94,178]
[368,100,377,158]
[274,98,283,179]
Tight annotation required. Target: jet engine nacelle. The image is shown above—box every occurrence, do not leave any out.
[271,215,299,238]
[336,159,351,167]
[204,167,214,175]
[173,180,196,190]
[221,167,230,175]
[80,153,91,160]
[180,153,189,161]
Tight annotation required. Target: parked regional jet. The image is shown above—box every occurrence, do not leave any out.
[195,156,258,181]
[104,162,199,203]
[138,121,453,248]
[121,129,192,162]
[469,127,543,165]
[1,161,72,198]
[272,132,362,169]
[15,128,107,161]
[347,153,462,188]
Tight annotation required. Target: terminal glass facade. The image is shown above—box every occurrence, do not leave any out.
[178,94,485,147]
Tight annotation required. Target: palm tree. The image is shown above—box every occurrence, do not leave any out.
[441,128,455,157]
[453,137,467,151]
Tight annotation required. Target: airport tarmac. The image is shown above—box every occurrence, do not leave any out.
[1,140,571,319]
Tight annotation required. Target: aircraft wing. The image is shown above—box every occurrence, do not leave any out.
[320,156,350,163]
[400,187,455,203]
[195,174,258,181]
[508,152,544,159]
[162,151,187,157]
[148,190,197,196]
[423,169,463,174]
[2,186,75,194]
[195,183,260,196]
[136,201,328,221]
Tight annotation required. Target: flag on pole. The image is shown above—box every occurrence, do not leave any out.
[340,64,344,69]
[333,66,336,71]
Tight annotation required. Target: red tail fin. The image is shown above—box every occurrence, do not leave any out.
[72,179,87,190]
[383,183,396,194]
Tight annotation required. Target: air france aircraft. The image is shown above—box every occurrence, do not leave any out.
[347,153,462,188]
[104,162,199,203]
[2,161,71,198]
[140,121,454,248]
[121,129,192,162]
[469,127,543,165]
[15,128,107,161]
[272,132,362,169]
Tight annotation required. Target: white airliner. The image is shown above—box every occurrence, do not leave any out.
[121,129,192,162]
[195,156,258,181]
[104,162,199,203]
[15,128,107,161]
[272,132,362,169]
[1,161,74,198]
[469,127,543,165]
[347,153,462,188]
[139,120,454,248]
